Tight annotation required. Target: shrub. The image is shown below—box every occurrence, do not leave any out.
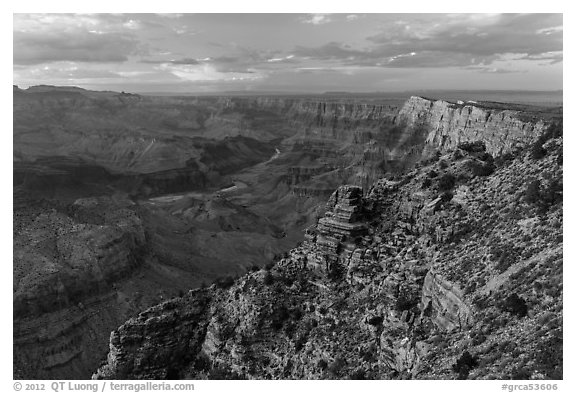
[540,178,562,207]
[294,334,307,352]
[328,357,346,376]
[327,261,345,281]
[530,139,546,159]
[291,307,303,320]
[495,149,520,167]
[500,293,528,318]
[395,289,419,312]
[421,178,432,189]
[452,351,479,380]
[367,316,384,326]
[524,180,541,204]
[530,121,563,160]
[271,305,290,330]
[458,141,487,153]
[208,365,246,380]
[524,178,562,212]
[350,368,366,380]
[534,333,562,379]
[282,276,295,286]
[193,354,211,372]
[511,367,531,380]
[467,160,495,176]
[263,271,274,286]
[438,173,456,191]
[491,244,520,273]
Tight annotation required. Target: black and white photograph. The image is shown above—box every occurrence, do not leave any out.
[10,4,566,387]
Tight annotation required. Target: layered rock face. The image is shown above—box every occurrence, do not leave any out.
[420,271,473,332]
[397,96,548,157]
[94,130,563,380]
[308,185,368,270]
[13,196,206,379]
[94,290,211,380]
[13,197,145,378]
[13,197,146,317]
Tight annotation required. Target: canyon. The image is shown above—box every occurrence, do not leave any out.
[13,86,562,379]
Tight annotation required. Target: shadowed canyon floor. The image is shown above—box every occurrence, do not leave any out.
[13,86,562,379]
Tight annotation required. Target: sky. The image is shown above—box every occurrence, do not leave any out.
[13,13,563,93]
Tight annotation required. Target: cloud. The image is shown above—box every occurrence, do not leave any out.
[123,19,142,30]
[519,51,563,64]
[292,14,562,69]
[300,14,332,25]
[266,55,296,63]
[13,14,141,65]
[158,63,264,82]
[366,14,562,67]
[293,42,364,60]
[141,58,200,65]
[17,64,122,79]
[464,66,527,74]
[14,30,139,65]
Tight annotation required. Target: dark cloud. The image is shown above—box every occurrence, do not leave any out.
[14,30,139,65]
[294,42,365,60]
[293,14,562,69]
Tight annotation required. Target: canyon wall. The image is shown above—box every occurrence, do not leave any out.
[397,96,548,157]
[14,88,561,379]
[92,97,562,380]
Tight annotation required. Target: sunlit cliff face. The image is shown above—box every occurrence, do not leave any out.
[13,13,562,93]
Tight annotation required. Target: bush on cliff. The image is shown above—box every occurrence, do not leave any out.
[421,177,432,189]
[524,180,542,204]
[531,121,563,160]
[458,141,487,153]
[530,140,546,159]
[500,293,528,318]
[467,159,495,177]
[438,173,456,191]
[452,351,479,380]
[263,271,274,286]
[524,178,562,212]
[327,261,345,281]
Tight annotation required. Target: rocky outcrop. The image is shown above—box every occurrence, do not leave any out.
[93,290,211,380]
[308,186,368,270]
[397,96,548,157]
[419,271,473,332]
[13,197,148,379]
[13,198,146,317]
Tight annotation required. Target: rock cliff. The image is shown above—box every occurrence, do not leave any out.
[397,96,549,157]
[13,196,210,379]
[94,124,563,380]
